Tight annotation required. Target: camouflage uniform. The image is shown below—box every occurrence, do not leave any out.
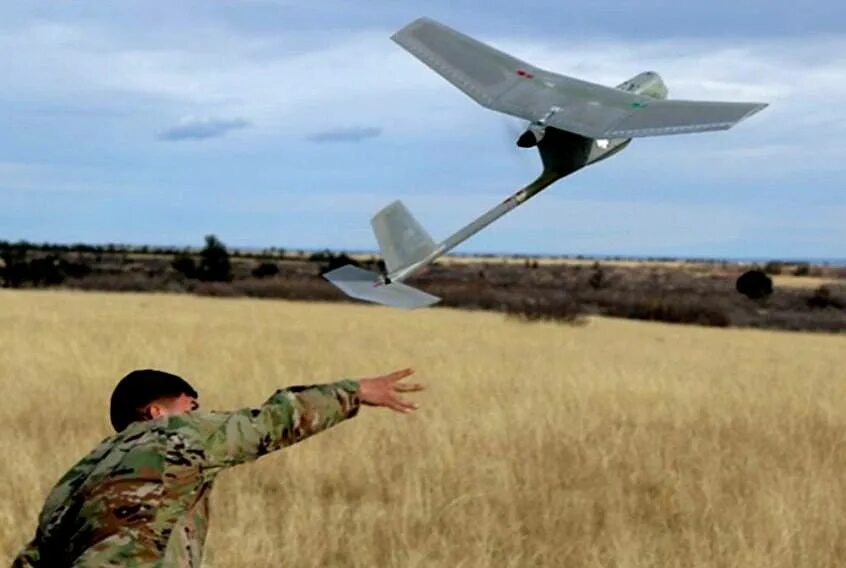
[12,380,360,567]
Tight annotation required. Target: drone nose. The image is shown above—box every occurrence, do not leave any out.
[516,130,538,148]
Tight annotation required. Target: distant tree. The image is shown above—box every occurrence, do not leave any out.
[735,270,773,299]
[72,243,95,253]
[58,258,92,279]
[807,286,845,310]
[198,235,232,282]
[793,263,811,276]
[589,262,605,290]
[28,256,65,286]
[0,246,28,288]
[252,262,279,279]
[317,253,361,276]
[261,247,285,258]
[172,253,198,279]
[764,261,783,275]
[308,249,334,263]
[2,263,28,288]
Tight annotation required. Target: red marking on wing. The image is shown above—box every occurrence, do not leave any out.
[516,69,534,79]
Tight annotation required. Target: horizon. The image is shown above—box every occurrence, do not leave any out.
[3,235,844,267]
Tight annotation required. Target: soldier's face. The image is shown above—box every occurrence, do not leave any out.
[146,393,199,420]
[168,393,199,414]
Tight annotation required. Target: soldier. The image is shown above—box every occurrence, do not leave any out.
[13,367,423,567]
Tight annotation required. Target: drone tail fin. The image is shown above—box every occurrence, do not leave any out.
[323,265,441,309]
[371,200,438,273]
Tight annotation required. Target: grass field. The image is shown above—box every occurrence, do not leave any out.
[1,290,845,567]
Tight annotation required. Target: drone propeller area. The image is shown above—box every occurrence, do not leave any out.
[322,17,769,309]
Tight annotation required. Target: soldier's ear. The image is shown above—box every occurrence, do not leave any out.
[145,401,169,420]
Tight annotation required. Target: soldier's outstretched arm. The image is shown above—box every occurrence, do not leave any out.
[11,541,39,567]
[195,368,423,471]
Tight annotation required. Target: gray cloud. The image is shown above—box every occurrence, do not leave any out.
[158,116,250,141]
[306,126,382,143]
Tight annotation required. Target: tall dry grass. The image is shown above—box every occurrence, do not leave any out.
[1,289,845,567]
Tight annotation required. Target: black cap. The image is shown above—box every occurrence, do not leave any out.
[109,369,198,432]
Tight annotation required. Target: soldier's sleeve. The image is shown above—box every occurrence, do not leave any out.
[196,379,361,470]
[11,541,39,567]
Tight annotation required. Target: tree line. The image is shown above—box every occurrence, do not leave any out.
[0,235,240,288]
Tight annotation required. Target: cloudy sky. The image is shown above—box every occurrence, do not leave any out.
[1,1,844,260]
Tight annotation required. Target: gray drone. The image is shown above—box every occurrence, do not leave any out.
[324,17,768,308]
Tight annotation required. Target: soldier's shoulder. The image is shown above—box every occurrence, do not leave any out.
[48,433,118,490]
[156,410,232,439]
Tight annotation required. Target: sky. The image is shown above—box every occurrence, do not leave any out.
[1,1,844,260]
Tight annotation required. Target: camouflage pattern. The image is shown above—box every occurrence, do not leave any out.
[12,380,360,567]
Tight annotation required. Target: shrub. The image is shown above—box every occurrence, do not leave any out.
[506,296,585,324]
[793,263,811,276]
[172,254,197,279]
[603,296,731,327]
[1,260,27,288]
[192,277,344,302]
[58,258,92,279]
[198,235,232,282]
[65,273,187,293]
[589,262,605,290]
[11,255,83,287]
[317,253,361,276]
[252,262,280,279]
[308,250,334,263]
[764,261,783,275]
[736,270,773,299]
[807,286,845,310]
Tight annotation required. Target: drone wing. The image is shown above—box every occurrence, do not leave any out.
[392,18,767,139]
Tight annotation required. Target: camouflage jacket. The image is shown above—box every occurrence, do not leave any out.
[12,380,360,567]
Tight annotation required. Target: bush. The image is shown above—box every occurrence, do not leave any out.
[65,273,187,293]
[192,277,344,302]
[252,262,280,278]
[736,270,773,299]
[58,259,92,279]
[764,261,783,275]
[198,235,231,282]
[603,295,731,327]
[807,286,845,310]
[589,263,605,290]
[793,263,811,276]
[317,253,361,276]
[28,257,61,286]
[0,246,94,288]
[308,250,334,263]
[0,248,28,288]
[1,260,28,288]
[506,296,585,324]
[172,254,197,279]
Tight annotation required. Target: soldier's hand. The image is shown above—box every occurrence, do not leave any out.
[357,368,424,413]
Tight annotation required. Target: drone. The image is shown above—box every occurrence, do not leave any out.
[324,17,768,308]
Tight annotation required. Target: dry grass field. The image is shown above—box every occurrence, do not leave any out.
[1,290,845,567]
